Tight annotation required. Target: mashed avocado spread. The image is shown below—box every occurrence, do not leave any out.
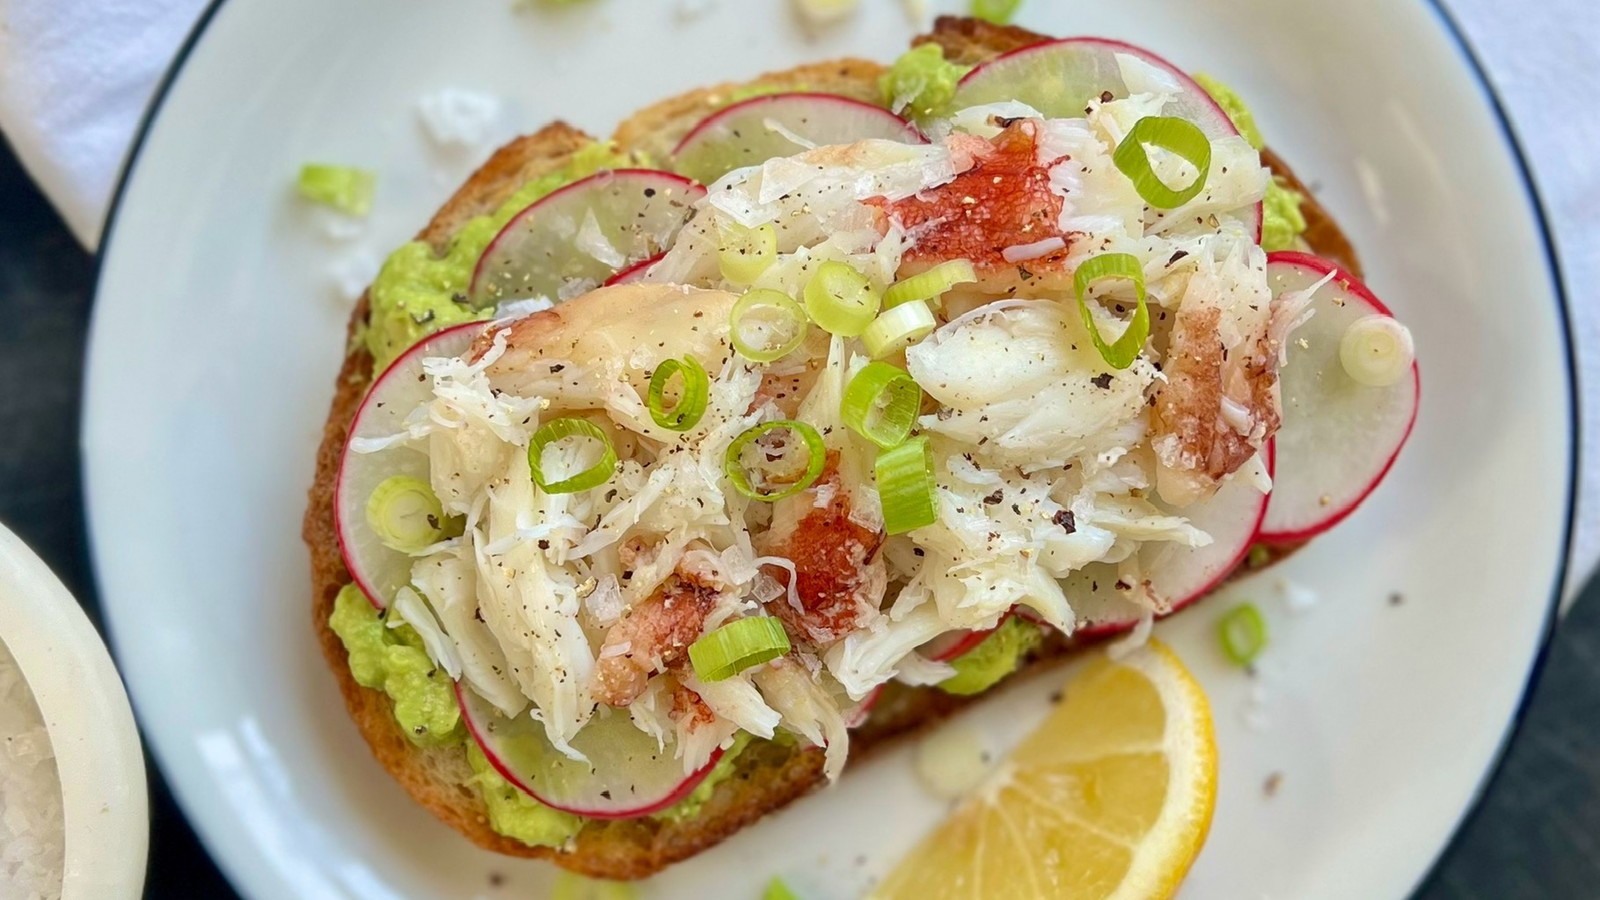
[938,617,1045,696]
[880,44,971,121]
[330,584,462,747]
[654,731,753,823]
[1195,73,1308,252]
[331,585,751,844]
[465,743,584,847]
[363,141,631,371]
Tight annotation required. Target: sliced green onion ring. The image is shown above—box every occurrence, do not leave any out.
[862,299,937,359]
[551,872,637,900]
[883,258,976,310]
[718,222,778,285]
[842,362,922,449]
[689,616,792,682]
[528,417,619,494]
[1074,252,1151,370]
[1112,116,1213,209]
[731,288,809,363]
[724,420,826,502]
[1338,314,1415,388]
[876,436,937,535]
[970,0,1023,25]
[763,877,804,900]
[647,356,711,431]
[366,476,447,553]
[1218,602,1268,666]
[803,260,881,337]
[297,164,375,217]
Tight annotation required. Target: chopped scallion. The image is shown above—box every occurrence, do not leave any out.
[724,420,826,501]
[731,288,809,363]
[550,872,638,900]
[689,617,791,682]
[1339,314,1415,388]
[296,164,375,217]
[365,476,447,553]
[842,361,921,449]
[718,222,778,285]
[528,418,618,494]
[883,259,976,310]
[1218,602,1268,666]
[803,260,880,337]
[1112,116,1213,209]
[876,436,937,535]
[970,0,1023,25]
[1073,252,1150,370]
[647,356,711,431]
[862,299,937,359]
[763,877,805,900]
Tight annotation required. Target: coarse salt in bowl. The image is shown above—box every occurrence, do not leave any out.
[0,526,146,900]
[1,637,65,900]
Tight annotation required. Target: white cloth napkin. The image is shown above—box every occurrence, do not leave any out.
[1,0,1594,598]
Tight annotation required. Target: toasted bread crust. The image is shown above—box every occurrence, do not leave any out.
[306,19,1355,880]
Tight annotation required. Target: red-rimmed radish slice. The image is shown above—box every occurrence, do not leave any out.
[844,684,883,729]
[336,321,485,610]
[602,252,665,287]
[1012,605,1051,629]
[1257,251,1418,543]
[954,37,1238,139]
[671,92,925,186]
[953,37,1262,240]
[917,609,1015,663]
[469,169,705,308]
[1069,444,1274,636]
[456,682,722,819]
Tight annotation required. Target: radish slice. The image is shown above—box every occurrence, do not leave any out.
[671,92,925,186]
[336,321,484,610]
[919,628,993,664]
[953,37,1262,240]
[1257,251,1418,543]
[917,609,1014,663]
[1068,445,1274,636]
[954,38,1238,139]
[602,252,664,287]
[456,682,722,819]
[469,169,704,308]
[844,684,883,729]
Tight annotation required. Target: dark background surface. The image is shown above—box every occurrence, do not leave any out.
[0,132,1595,899]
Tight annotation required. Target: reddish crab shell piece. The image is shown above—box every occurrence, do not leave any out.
[756,453,886,646]
[870,120,1073,291]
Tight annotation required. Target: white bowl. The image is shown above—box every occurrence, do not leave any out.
[0,525,147,899]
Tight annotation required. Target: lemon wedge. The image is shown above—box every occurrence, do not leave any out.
[872,641,1217,900]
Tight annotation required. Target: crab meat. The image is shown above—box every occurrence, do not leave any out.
[1150,245,1290,506]
[871,120,1074,296]
[756,453,886,645]
[592,545,733,708]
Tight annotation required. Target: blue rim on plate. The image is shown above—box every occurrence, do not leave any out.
[86,1,1579,897]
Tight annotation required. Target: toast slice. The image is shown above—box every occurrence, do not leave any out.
[304,16,1359,880]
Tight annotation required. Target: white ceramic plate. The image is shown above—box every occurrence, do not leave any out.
[84,1,1574,898]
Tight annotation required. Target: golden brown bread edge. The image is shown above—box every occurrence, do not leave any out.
[303,15,1359,879]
